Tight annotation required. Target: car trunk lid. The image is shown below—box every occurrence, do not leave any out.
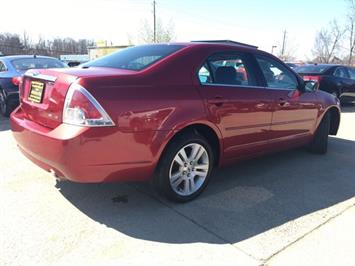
[19,67,137,129]
[20,70,77,129]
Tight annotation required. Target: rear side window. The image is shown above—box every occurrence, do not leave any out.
[256,55,298,90]
[84,44,184,71]
[11,58,66,71]
[198,53,256,86]
[0,61,6,72]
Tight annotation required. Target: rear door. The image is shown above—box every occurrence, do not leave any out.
[196,52,277,160]
[333,66,352,96]
[254,55,318,144]
[345,67,355,98]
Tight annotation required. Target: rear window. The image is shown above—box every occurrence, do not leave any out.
[295,65,331,74]
[83,44,184,71]
[11,58,66,71]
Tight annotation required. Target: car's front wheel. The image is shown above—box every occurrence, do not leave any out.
[0,89,16,117]
[308,112,330,154]
[155,132,214,202]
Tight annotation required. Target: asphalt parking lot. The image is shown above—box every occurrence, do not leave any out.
[1,106,355,266]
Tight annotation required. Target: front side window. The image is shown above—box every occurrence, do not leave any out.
[256,55,298,90]
[198,53,256,86]
[333,67,349,78]
[83,44,184,71]
[348,67,355,80]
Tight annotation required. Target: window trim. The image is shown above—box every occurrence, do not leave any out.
[196,51,262,88]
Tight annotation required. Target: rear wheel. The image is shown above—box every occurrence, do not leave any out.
[155,132,214,202]
[308,112,330,154]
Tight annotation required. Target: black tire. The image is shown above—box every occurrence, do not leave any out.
[308,112,330,154]
[154,131,214,202]
[0,89,11,117]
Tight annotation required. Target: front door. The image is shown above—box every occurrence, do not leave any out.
[255,55,318,144]
[196,52,277,160]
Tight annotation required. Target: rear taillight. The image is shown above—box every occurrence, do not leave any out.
[303,75,322,82]
[12,76,22,86]
[63,83,115,127]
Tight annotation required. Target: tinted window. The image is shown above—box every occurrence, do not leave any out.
[256,55,298,90]
[0,61,5,72]
[11,58,66,71]
[199,53,256,86]
[348,67,355,80]
[333,67,349,78]
[84,45,184,71]
[295,65,331,74]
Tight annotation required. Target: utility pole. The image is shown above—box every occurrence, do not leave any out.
[281,30,287,59]
[153,0,156,43]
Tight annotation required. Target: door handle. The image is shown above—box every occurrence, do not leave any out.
[278,98,290,107]
[208,96,225,107]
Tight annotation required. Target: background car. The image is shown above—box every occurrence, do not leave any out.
[0,55,67,116]
[285,62,298,69]
[11,41,340,202]
[295,64,355,104]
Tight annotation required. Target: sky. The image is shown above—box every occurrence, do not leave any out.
[0,0,348,60]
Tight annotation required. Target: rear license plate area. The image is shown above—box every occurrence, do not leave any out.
[28,81,45,103]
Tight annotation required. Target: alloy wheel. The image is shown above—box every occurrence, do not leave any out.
[169,143,209,196]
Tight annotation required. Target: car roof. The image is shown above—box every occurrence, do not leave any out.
[301,64,339,68]
[163,40,259,52]
[0,55,60,62]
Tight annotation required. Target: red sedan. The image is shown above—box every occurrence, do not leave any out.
[10,41,341,202]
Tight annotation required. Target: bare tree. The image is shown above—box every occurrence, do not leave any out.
[312,20,344,63]
[138,18,175,44]
[0,33,23,55]
[0,32,93,57]
[345,0,355,65]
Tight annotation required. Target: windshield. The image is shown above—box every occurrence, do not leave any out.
[295,65,331,74]
[83,44,185,71]
[11,58,67,71]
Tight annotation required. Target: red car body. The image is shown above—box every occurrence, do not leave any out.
[11,42,341,185]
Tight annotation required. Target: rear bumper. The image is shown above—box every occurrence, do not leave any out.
[10,108,158,183]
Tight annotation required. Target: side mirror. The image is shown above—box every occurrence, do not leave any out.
[303,80,319,92]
